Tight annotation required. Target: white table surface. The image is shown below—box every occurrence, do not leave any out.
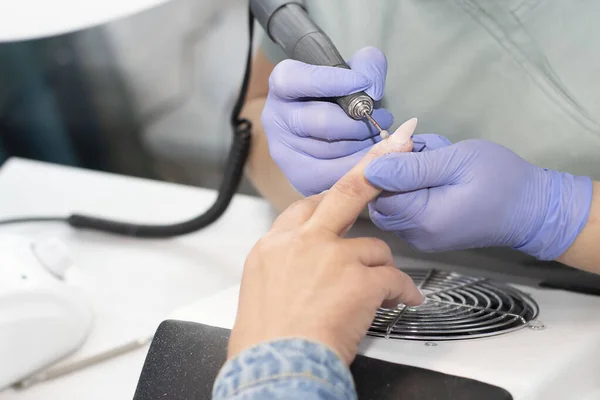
[0,158,276,400]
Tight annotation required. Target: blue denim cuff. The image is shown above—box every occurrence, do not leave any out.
[212,338,356,400]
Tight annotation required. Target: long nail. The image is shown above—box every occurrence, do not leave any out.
[362,118,419,167]
[385,118,417,153]
[392,118,417,144]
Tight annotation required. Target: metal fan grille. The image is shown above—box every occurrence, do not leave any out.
[369,269,539,341]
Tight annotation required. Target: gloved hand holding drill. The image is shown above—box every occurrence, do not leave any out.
[262,46,451,196]
[261,46,596,266]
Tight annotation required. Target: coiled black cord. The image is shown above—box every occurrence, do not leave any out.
[0,5,255,238]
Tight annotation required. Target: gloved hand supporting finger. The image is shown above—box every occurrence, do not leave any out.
[412,133,453,152]
[364,146,459,193]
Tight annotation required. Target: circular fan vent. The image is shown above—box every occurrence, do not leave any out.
[369,269,539,341]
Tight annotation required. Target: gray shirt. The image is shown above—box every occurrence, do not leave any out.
[261,0,600,179]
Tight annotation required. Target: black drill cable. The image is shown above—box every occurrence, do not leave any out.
[0,4,255,238]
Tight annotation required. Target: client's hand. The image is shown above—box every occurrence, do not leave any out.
[229,119,425,365]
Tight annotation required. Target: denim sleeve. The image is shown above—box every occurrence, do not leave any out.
[212,338,357,400]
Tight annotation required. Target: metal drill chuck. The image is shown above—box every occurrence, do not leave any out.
[345,94,388,138]
[344,94,374,120]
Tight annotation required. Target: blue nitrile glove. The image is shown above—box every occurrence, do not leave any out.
[364,139,593,260]
[261,47,393,196]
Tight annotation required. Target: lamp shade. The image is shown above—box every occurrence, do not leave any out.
[0,0,171,42]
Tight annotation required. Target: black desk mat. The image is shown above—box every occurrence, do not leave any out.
[133,320,512,399]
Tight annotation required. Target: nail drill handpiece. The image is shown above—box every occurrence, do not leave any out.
[251,0,387,138]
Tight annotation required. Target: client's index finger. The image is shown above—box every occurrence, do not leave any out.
[308,118,418,236]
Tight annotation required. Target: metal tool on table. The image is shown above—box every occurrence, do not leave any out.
[14,336,154,389]
[250,0,390,139]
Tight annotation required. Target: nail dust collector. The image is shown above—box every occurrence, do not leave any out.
[166,268,600,400]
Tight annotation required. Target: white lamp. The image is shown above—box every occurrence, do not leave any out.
[0,0,174,390]
[0,0,171,42]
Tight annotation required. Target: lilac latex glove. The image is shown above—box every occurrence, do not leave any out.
[261,47,393,196]
[364,139,593,260]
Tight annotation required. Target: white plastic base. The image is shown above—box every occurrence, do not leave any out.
[0,235,93,389]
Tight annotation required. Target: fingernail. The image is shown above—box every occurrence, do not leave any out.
[390,118,418,145]
[382,118,417,153]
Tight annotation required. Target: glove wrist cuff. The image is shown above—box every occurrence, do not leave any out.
[515,171,593,261]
